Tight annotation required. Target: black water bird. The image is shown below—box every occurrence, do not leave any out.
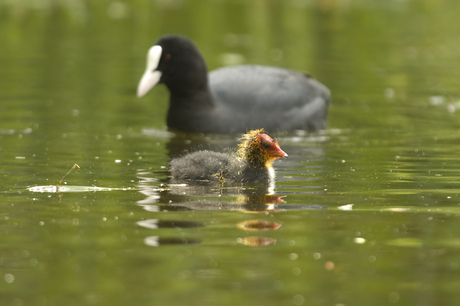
[137,35,330,133]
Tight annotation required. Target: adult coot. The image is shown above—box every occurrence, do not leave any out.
[137,35,331,134]
[170,129,287,183]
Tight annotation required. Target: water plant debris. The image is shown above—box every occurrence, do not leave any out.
[57,163,80,187]
[28,163,136,193]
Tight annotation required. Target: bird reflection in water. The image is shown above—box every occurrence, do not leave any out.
[135,169,324,247]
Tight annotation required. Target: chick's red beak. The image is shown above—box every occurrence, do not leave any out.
[258,133,288,159]
[270,142,288,158]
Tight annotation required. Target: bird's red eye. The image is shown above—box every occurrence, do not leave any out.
[164,54,171,61]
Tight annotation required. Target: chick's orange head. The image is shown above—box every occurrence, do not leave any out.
[258,133,287,159]
[237,129,287,168]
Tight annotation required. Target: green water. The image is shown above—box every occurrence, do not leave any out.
[2,1,460,305]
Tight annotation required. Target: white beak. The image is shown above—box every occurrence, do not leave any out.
[137,45,163,97]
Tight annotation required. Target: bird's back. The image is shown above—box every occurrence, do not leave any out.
[209,65,330,132]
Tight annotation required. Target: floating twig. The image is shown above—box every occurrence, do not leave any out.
[57,164,80,187]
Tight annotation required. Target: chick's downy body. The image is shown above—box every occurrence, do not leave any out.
[170,129,286,183]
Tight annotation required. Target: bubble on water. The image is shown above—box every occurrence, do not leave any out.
[293,294,305,305]
[429,95,445,105]
[4,274,14,283]
[384,88,395,99]
[30,258,39,267]
[289,253,299,260]
[292,267,301,276]
[389,292,400,303]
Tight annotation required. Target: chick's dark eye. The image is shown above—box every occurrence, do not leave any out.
[262,142,271,149]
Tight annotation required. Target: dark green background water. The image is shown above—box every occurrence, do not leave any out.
[2,1,460,305]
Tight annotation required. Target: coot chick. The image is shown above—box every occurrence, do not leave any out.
[137,35,330,134]
[170,129,287,183]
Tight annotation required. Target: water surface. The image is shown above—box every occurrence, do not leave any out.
[2,1,460,305]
